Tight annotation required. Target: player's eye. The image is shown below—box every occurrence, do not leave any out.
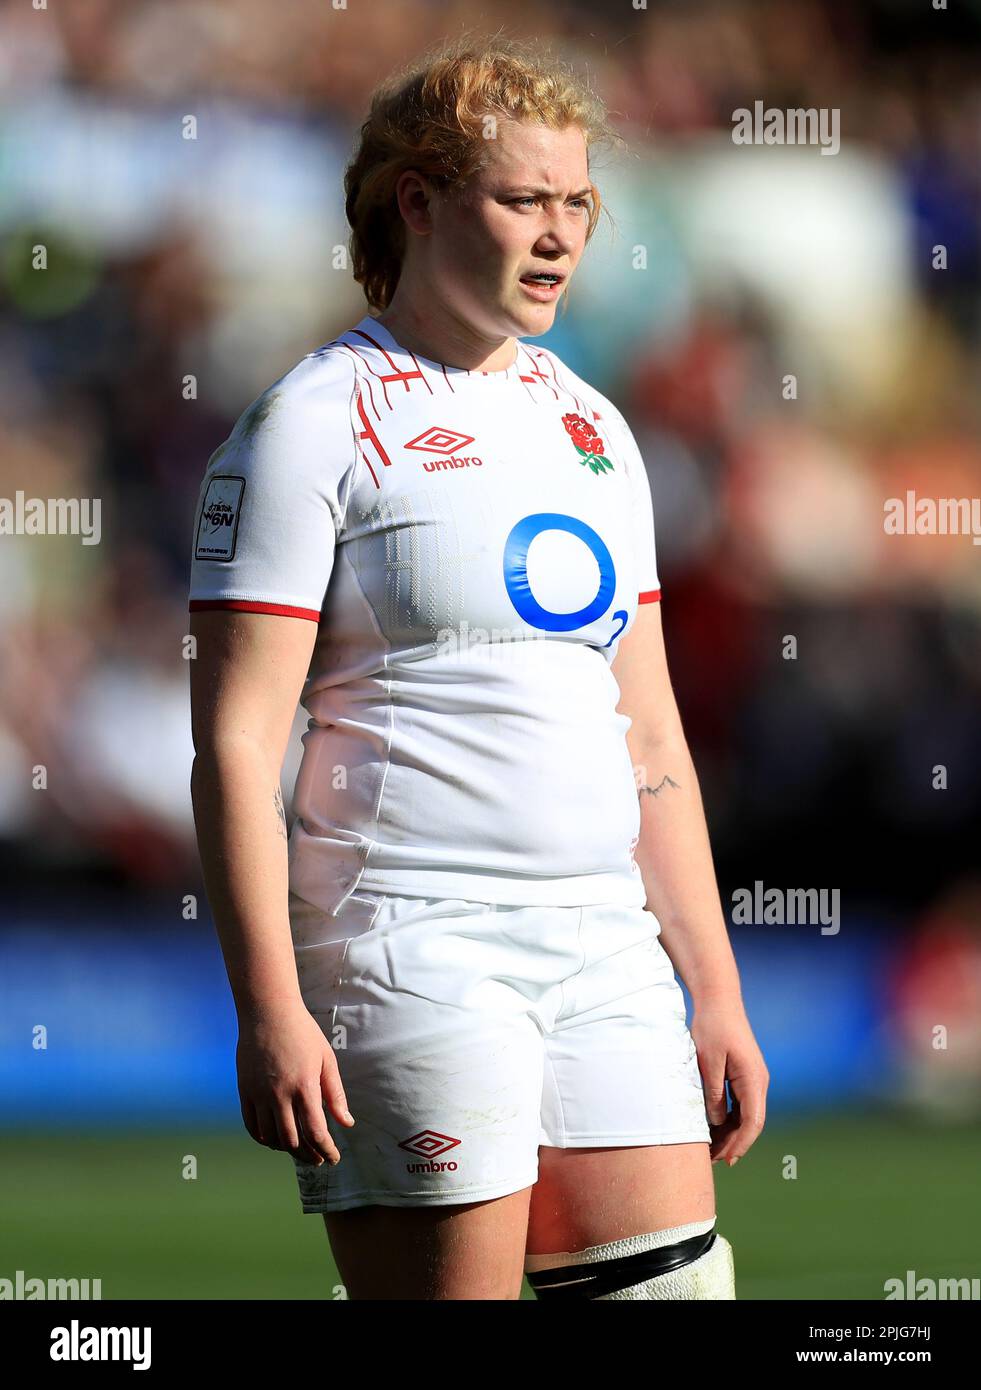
[511,195,590,211]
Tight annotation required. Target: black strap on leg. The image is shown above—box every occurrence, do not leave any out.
[526,1229,716,1300]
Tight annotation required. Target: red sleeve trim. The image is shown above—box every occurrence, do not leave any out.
[638,589,662,604]
[189,599,321,622]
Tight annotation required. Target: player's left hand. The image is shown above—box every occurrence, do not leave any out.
[689,1000,769,1166]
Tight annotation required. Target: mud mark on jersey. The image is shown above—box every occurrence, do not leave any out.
[239,389,279,437]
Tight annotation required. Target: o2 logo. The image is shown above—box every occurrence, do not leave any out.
[503,512,628,647]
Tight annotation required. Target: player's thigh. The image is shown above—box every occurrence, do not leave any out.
[324,1185,534,1300]
[526,1142,715,1255]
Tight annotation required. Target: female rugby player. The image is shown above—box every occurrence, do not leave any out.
[188,36,768,1301]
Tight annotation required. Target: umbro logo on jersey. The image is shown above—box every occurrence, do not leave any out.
[398,1129,462,1173]
[404,427,476,454]
[405,427,482,473]
[422,456,483,472]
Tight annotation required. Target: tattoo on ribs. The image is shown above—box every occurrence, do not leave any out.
[639,774,681,798]
[273,786,288,838]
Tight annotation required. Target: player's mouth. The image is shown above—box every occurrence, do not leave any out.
[519,269,567,302]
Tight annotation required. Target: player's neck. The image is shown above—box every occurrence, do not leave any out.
[373,298,517,375]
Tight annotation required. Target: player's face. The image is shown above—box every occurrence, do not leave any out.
[431,119,592,341]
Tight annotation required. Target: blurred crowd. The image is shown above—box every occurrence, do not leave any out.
[0,0,978,965]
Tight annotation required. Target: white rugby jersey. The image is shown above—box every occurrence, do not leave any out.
[189,315,662,912]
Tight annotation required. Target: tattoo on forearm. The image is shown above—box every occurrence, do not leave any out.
[273,786,288,839]
[639,775,681,798]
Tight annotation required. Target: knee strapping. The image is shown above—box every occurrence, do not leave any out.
[525,1219,735,1300]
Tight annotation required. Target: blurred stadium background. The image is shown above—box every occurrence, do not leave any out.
[1,0,979,1299]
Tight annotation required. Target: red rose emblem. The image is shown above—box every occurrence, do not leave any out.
[561,413,614,475]
[562,413,604,455]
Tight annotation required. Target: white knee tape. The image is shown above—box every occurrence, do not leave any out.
[595,1232,735,1300]
[525,1220,736,1300]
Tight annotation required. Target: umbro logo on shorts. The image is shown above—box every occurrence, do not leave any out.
[398,1129,462,1174]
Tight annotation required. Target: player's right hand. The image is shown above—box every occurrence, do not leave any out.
[234,999,355,1166]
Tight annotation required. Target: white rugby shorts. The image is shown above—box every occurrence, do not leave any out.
[287,889,711,1213]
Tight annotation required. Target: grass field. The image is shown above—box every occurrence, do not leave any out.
[2,1113,978,1300]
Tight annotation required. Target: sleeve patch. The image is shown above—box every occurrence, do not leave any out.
[195,475,246,561]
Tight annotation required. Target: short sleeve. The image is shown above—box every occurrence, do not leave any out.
[188,350,358,622]
[604,403,661,603]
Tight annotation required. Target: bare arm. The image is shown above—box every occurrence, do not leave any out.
[189,608,353,1163]
[613,601,768,1163]
[189,609,314,1013]
[613,602,739,1002]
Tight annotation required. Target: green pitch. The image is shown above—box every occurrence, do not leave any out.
[2,1114,977,1300]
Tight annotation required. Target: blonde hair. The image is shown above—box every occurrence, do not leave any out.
[344,33,621,311]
